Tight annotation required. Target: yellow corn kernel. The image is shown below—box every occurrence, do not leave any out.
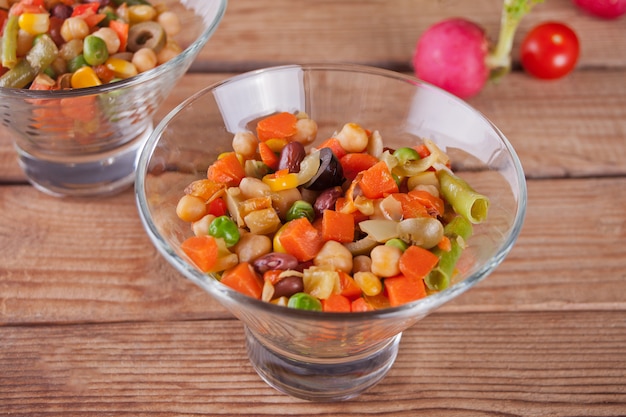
[262,171,299,192]
[70,66,102,88]
[105,57,138,79]
[18,13,50,35]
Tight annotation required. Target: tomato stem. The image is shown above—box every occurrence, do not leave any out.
[486,0,544,79]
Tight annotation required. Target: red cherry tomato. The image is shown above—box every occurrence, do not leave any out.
[520,22,580,80]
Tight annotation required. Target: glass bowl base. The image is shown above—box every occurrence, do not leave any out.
[16,125,152,198]
[245,327,401,402]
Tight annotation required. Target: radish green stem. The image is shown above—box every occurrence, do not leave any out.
[486,0,544,78]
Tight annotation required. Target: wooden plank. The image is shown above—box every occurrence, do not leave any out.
[194,0,626,72]
[2,176,625,324]
[447,176,626,312]
[470,69,626,179]
[1,310,625,416]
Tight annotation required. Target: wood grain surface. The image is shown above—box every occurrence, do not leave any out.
[1,0,625,415]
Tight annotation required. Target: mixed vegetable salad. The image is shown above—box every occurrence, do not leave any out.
[176,112,490,312]
[0,0,181,89]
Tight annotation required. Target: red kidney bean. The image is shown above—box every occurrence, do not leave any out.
[48,17,65,47]
[50,4,73,19]
[253,252,299,274]
[313,186,343,217]
[273,275,304,299]
[278,141,306,173]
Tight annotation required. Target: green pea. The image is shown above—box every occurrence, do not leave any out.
[286,200,315,222]
[287,292,322,311]
[393,147,421,165]
[83,35,109,66]
[385,238,408,251]
[209,215,240,247]
[67,54,88,73]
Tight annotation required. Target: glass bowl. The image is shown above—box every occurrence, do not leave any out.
[0,0,227,197]
[135,64,527,401]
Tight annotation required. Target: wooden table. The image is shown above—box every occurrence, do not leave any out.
[2,1,625,415]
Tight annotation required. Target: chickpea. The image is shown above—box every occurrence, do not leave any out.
[176,194,207,222]
[157,40,182,64]
[60,17,89,42]
[370,245,402,277]
[335,122,368,153]
[92,27,121,55]
[239,177,271,199]
[233,233,272,263]
[292,118,318,145]
[158,11,181,37]
[232,131,258,158]
[132,47,158,73]
[314,240,353,273]
[192,214,216,237]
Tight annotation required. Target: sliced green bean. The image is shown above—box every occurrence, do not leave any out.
[1,34,59,88]
[425,216,473,291]
[26,34,59,72]
[0,59,37,88]
[437,169,489,224]
[1,15,19,69]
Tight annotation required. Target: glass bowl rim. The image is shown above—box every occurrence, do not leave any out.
[135,62,528,321]
[0,0,228,100]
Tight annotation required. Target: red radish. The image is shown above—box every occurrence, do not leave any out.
[572,0,626,19]
[412,0,544,99]
[412,19,489,99]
